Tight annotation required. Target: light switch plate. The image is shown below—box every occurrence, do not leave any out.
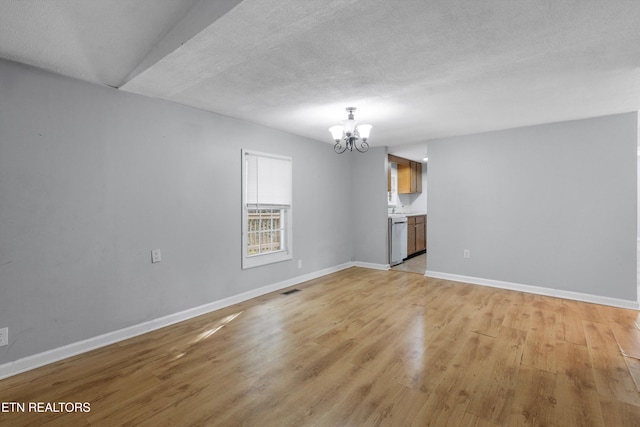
[151,249,162,263]
[0,327,8,347]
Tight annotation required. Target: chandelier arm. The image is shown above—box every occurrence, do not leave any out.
[355,141,369,153]
[334,142,348,154]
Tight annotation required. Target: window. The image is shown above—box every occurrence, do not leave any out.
[242,150,292,269]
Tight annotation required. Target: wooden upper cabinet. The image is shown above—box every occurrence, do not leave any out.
[389,154,422,194]
[411,162,422,193]
[388,154,410,166]
[398,163,411,193]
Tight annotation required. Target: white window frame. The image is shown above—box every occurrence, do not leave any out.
[242,149,293,269]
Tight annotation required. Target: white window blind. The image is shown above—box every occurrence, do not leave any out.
[245,152,292,207]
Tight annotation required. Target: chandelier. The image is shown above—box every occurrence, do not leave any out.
[328,107,372,154]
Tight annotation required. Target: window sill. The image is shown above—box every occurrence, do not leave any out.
[242,251,292,269]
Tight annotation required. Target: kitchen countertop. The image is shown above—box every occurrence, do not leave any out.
[387,211,427,218]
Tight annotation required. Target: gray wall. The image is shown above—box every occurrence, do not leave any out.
[351,147,389,265]
[0,59,356,363]
[427,113,638,301]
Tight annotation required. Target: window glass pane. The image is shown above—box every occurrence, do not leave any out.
[247,231,259,255]
[246,208,287,257]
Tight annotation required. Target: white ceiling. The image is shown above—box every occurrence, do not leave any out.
[1,0,639,160]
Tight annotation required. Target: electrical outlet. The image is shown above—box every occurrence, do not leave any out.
[151,249,162,263]
[298,259,302,269]
[463,249,470,259]
[0,327,8,347]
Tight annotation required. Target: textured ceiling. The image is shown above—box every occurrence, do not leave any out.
[1,0,639,160]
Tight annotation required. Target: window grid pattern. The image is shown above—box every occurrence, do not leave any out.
[247,209,283,256]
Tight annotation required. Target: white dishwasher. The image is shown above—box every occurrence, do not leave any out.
[389,215,408,266]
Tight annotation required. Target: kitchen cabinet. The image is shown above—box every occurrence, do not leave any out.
[410,161,422,193]
[407,214,426,257]
[388,154,422,194]
[416,215,426,252]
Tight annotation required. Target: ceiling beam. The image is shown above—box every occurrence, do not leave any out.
[118,0,243,88]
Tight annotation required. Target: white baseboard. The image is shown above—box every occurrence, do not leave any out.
[0,262,355,380]
[353,261,390,270]
[425,270,639,310]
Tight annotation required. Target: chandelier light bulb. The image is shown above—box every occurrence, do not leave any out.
[358,124,372,140]
[328,125,343,142]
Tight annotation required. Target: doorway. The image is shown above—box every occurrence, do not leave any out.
[391,253,426,275]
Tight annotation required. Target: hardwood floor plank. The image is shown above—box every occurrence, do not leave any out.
[221,341,362,426]
[334,371,408,426]
[466,326,527,424]
[521,308,558,373]
[623,355,640,392]
[597,304,640,328]
[369,385,428,427]
[470,292,508,338]
[553,340,605,426]
[410,332,496,426]
[611,322,640,359]
[0,411,90,427]
[578,301,610,324]
[311,365,401,426]
[165,342,334,426]
[556,300,588,346]
[349,305,427,377]
[311,316,370,348]
[531,294,563,312]
[395,306,478,395]
[92,370,251,426]
[506,365,557,426]
[599,396,640,426]
[583,320,640,406]
[459,412,502,426]
[501,292,533,331]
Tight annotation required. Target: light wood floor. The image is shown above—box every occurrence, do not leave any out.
[2,267,640,426]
